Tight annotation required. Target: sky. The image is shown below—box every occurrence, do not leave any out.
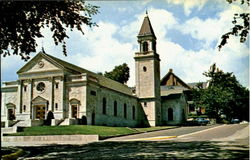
[1,0,249,88]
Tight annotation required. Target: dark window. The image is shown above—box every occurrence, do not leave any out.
[23,105,26,112]
[90,90,96,96]
[143,66,147,72]
[103,98,106,115]
[24,85,27,92]
[55,103,58,110]
[114,101,117,117]
[144,102,147,107]
[142,42,148,52]
[124,103,127,118]
[152,41,156,51]
[132,106,136,120]
[189,104,195,112]
[55,83,59,89]
[168,108,173,121]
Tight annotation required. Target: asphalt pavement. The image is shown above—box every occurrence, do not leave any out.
[105,124,222,141]
[7,123,250,159]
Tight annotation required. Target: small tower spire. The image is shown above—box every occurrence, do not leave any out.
[41,47,45,53]
[41,40,46,53]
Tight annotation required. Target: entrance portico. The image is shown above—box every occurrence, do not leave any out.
[32,96,48,120]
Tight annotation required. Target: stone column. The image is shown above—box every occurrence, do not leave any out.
[49,77,54,112]
[29,79,33,119]
[61,76,66,118]
[17,80,23,114]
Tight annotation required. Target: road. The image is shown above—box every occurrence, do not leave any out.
[105,124,222,141]
[19,123,249,159]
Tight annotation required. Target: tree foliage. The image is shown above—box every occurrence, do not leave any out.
[192,64,249,122]
[218,0,249,50]
[0,0,99,61]
[103,63,130,84]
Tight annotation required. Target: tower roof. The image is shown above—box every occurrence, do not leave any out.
[138,14,156,39]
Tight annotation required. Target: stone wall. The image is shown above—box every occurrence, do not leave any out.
[87,83,139,127]
[1,85,18,121]
[2,135,99,147]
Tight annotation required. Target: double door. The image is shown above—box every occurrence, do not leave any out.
[35,105,46,119]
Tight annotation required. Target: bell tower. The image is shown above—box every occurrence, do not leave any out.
[134,13,161,126]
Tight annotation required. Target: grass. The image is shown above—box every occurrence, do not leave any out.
[6,125,177,139]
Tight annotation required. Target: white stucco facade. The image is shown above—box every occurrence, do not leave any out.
[1,14,188,128]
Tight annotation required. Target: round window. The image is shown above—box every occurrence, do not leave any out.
[38,61,44,68]
[36,82,45,92]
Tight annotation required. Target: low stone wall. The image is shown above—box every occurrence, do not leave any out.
[1,126,17,134]
[2,135,99,147]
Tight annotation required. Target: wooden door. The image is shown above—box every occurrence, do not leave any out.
[8,109,15,120]
[72,105,78,118]
[36,105,45,119]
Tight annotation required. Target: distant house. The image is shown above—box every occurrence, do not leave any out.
[187,82,209,115]
[160,69,190,124]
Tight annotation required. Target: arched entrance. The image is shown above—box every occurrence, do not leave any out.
[69,99,80,118]
[6,103,16,120]
[168,108,173,121]
[32,96,48,120]
[81,115,87,125]
[91,113,95,125]
[45,111,54,125]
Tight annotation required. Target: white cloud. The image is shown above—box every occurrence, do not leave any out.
[166,0,209,15]
[119,8,178,41]
[1,3,248,89]
[64,22,137,86]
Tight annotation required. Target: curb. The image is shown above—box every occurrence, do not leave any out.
[2,148,24,160]
[100,126,180,140]
[128,135,178,141]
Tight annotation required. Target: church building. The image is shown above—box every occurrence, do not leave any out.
[1,14,190,128]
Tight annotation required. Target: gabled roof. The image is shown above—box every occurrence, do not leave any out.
[138,14,156,39]
[161,69,191,89]
[17,51,134,96]
[187,82,209,89]
[17,51,84,74]
[32,96,48,102]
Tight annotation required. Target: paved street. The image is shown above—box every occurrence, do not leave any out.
[18,124,249,159]
[105,124,222,141]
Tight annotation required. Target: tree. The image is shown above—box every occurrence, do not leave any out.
[103,63,130,84]
[218,0,249,50]
[192,64,249,122]
[0,0,99,61]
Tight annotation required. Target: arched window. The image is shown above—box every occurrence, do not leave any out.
[55,103,58,110]
[168,108,173,121]
[132,106,136,120]
[23,105,26,112]
[152,41,156,51]
[114,101,117,117]
[24,85,27,92]
[124,103,127,118]
[143,66,147,72]
[103,98,106,115]
[142,42,148,52]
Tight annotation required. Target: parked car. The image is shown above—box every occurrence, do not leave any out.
[231,118,240,124]
[196,117,210,125]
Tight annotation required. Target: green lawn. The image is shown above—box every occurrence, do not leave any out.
[7,125,177,139]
